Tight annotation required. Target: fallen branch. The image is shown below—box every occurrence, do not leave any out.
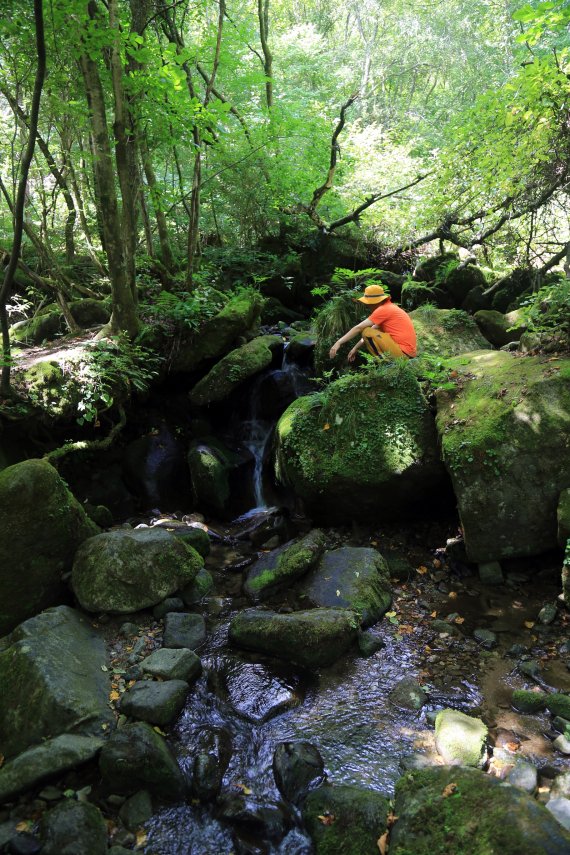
[43,404,127,465]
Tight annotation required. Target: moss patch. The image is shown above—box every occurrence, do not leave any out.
[189,334,281,405]
[410,306,489,357]
[244,529,327,600]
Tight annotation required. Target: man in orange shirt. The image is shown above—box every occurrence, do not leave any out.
[329,284,417,362]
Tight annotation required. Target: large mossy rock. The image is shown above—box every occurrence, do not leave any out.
[390,766,570,855]
[189,334,282,406]
[244,529,327,600]
[0,606,113,759]
[72,527,202,613]
[0,459,98,635]
[474,309,526,348]
[302,784,390,855]
[187,438,246,515]
[414,252,459,283]
[299,546,392,627]
[275,366,445,523]
[410,306,489,358]
[436,350,570,562]
[434,709,487,766]
[172,291,265,373]
[229,608,359,669]
[444,264,487,304]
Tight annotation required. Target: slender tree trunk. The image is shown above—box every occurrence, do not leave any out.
[0,0,46,394]
[140,139,175,272]
[257,0,273,109]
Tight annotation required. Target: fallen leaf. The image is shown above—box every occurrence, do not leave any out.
[453,615,465,624]
[442,783,458,797]
[524,621,535,629]
[377,831,389,853]
[135,830,148,848]
[385,611,397,618]
[323,423,331,431]
[430,611,437,618]
[235,782,252,795]
[109,690,120,702]
[15,821,31,833]
[153,726,167,736]
[448,591,458,599]
[417,565,428,575]
[505,741,520,752]
[318,813,335,826]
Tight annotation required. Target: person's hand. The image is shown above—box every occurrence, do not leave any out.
[348,348,358,363]
[329,343,340,359]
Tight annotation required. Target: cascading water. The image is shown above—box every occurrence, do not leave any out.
[239,379,273,509]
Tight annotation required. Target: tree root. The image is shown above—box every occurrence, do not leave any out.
[43,404,126,466]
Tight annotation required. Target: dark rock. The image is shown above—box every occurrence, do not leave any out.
[216,794,291,842]
[118,790,153,831]
[152,597,185,620]
[390,765,570,854]
[122,428,189,511]
[7,832,42,854]
[414,252,459,283]
[40,800,107,855]
[207,655,302,723]
[140,648,201,683]
[389,677,427,711]
[473,628,497,649]
[478,561,503,585]
[244,530,327,601]
[357,630,384,657]
[273,742,325,804]
[163,612,206,650]
[192,727,232,801]
[444,264,487,304]
[167,523,211,557]
[180,568,214,605]
[538,603,558,625]
[119,680,188,726]
[474,309,526,348]
[229,608,359,669]
[187,439,247,515]
[99,721,185,800]
[302,784,389,855]
[490,268,532,313]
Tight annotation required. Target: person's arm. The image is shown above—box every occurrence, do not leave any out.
[348,338,365,362]
[329,319,373,358]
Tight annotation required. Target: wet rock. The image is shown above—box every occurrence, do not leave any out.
[357,630,384,657]
[431,619,462,637]
[434,709,487,767]
[505,759,538,793]
[244,530,327,601]
[389,677,427,711]
[391,766,570,855]
[180,568,214,606]
[122,428,189,510]
[40,800,107,855]
[207,655,302,723]
[0,734,103,804]
[276,829,313,855]
[511,689,547,713]
[546,797,570,832]
[478,561,503,585]
[229,608,359,669]
[187,439,246,515]
[554,734,570,755]
[140,648,201,683]
[299,547,392,627]
[169,523,211,558]
[118,790,153,831]
[0,459,98,635]
[553,716,570,734]
[508,643,528,657]
[163,612,206,650]
[152,597,185,620]
[473,628,497,649]
[552,771,570,798]
[72,528,202,613]
[302,784,389,855]
[189,335,282,406]
[7,831,42,854]
[192,727,232,801]
[273,741,325,804]
[119,680,188,726]
[99,722,184,800]
[119,621,139,637]
[546,694,570,719]
[538,603,558,625]
[216,794,291,841]
[518,659,542,681]
[0,606,112,759]
[400,753,440,771]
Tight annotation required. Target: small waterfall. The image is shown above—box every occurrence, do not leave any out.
[240,391,273,510]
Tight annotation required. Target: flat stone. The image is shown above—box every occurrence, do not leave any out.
[473,628,497,649]
[0,734,103,804]
[207,656,302,724]
[163,612,206,650]
[119,680,188,726]
[140,648,202,683]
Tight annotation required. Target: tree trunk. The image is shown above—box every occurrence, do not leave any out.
[140,139,175,272]
[258,0,273,109]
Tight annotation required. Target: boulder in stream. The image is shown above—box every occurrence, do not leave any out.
[119,679,188,726]
[273,741,325,804]
[302,784,390,855]
[189,334,282,406]
[436,350,570,562]
[193,726,232,801]
[244,529,327,601]
[72,527,202,613]
[40,800,108,855]
[434,709,487,767]
[187,438,246,516]
[229,608,359,669]
[207,655,303,723]
[390,765,570,855]
[0,458,98,635]
[298,546,392,627]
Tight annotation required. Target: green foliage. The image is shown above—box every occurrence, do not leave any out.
[516,277,570,347]
[141,287,224,333]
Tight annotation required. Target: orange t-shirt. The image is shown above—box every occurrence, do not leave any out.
[368,300,417,357]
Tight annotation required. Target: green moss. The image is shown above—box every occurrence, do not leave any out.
[244,530,327,599]
[189,334,281,405]
[546,693,570,719]
[303,784,390,855]
[512,689,547,713]
[410,306,489,357]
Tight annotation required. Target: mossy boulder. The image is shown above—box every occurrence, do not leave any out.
[546,694,570,719]
[302,784,390,855]
[0,606,113,760]
[40,800,108,855]
[275,365,445,523]
[172,291,265,373]
[244,529,327,601]
[181,566,214,605]
[99,721,184,800]
[436,351,570,562]
[69,297,111,327]
[0,459,98,635]
[474,309,526,348]
[10,310,62,344]
[558,489,570,548]
[187,438,246,515]
[512,689,547,713]
[434,709,487,766]
[189,334,282,406]
[299,546,392,627]
[401,281,452,311]
[414,252,459,283]
[390,766,570,855]
[410,306,489,358]
[229,608,359,669]
[72,528,202,613]
[490,267,533,312]
[444,264,487,304]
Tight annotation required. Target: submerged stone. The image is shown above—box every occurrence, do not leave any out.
[389,677,427,711]
[207,655,302,723]
[273,742,325,804]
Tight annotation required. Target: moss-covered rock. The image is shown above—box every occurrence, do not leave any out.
[436,351,570,562]
[0,459,98,635]
[434,709,487,766]
[187,438,245,515]
[70,298,111,327]
[181,566,214,605]
[10,310,62,344]
[390,766,570,855]
[0,606,113,760]
[444,264,487,304]
[40,800,108,855]
[302,784,390,855]
[189,334,282,406]
[490,267,533,312]
[546,694,570,719]
[410,306,489,358]
[172,291,265,373]
[474,309,526,348]
[512,689,547,713]
[558,489,570,548]
[275,364,445,523]
[244,529,327,600]
[299,546,392,627]
[414,252,459,283]
[229,608,359,669]
[72,528,202,613]
[401,281,452,311]
[119,679,188,726]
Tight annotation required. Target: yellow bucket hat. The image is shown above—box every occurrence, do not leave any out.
[356,284,390,305]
